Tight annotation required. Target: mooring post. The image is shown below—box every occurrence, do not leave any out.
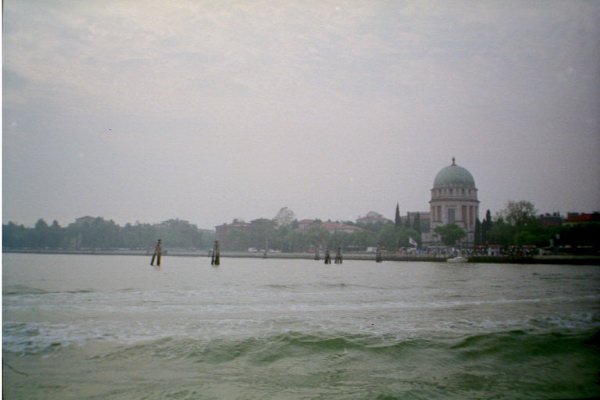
[314,247,320,261]
[211,240,220,266]
[263,238,268,259]
[335,246,343,264]
[376,246,383,263]
[150,239,162,266]
[324,249,331,264]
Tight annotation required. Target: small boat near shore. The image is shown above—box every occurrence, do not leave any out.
[447,256,468,263]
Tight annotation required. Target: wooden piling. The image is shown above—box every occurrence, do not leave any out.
[334,246,343,264]
[324,249,331,264]
[150,239,162,266]
[211,240,220,266]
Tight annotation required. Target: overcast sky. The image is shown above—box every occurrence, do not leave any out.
[3,0,600,229]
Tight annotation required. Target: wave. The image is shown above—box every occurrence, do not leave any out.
[91,329,599,366]
[259,282,390,291]
[87,331,429,367]
[4,308,599,356]
[3,285,96,296]
[260,284,296,290]
[5,329,599,399]
[450,329,600,361]
[3,285,50,295]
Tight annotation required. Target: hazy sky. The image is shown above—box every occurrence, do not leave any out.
[3,0,600,229]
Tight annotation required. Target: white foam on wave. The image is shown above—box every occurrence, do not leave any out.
[4,275,600,354]
[5,305,598,355]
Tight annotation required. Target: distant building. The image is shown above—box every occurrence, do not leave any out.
[405,211,431,233]
[321,221,365,234]
[297,219,318,232]
[539,213,562,228]
[295,219,365,234]
[215,219,250,248]
[398,211,433,243]
[565,212,600,224]
[429,158,479,245]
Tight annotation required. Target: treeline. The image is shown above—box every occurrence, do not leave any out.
[4,202,598,254]
[474,201,600,252]
[3,217,214,250]
[3,216,421,253]
[219,220,422,252]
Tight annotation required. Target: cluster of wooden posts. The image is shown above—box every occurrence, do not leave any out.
[320,246,343,264]
[151,240,384,266]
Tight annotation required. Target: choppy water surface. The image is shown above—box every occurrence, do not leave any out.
[3,253,600,399]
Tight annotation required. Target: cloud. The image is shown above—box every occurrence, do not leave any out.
[3,1,600,227]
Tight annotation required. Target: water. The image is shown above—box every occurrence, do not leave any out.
[3,253,600,399]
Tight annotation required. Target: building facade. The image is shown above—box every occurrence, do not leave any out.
[429,158,479,245]
[215,219,250,248]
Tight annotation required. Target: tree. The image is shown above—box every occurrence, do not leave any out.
[481,209,493,244]
[248,218,276,249]
[474,218,482,247]
[377,222,400,251]
[3,222,29,248]
[412,213,421,234]
[3,216,215,251]
[434,224,466,246]
[500,200,537,228]
[492,200,550,246]
[274,207,295,227]
[348,230,375,249]
[329,231,350,251]
[401,227,420,248]
[158,219,207,249]
[307,225,329,249]
[48,220,63,248]
[34,219,50,248]
[487,217,514,246]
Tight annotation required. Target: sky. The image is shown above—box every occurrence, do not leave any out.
[3,0,600,230]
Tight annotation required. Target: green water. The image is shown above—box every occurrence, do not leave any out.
[3,254,600,399]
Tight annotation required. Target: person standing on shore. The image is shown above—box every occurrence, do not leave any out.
[150,239,162,266]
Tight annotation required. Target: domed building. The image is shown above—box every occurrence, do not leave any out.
[429,158,479,245]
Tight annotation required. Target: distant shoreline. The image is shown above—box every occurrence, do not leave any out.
[3,249,599,265]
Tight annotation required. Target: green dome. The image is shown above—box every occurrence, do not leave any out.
[433,159,475,188]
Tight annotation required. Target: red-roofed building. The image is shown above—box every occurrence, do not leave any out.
[321,221,365,234]
[297,219,318,232]
[565,213,600,224]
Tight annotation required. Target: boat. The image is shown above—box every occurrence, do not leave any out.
[447,256,468,263]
